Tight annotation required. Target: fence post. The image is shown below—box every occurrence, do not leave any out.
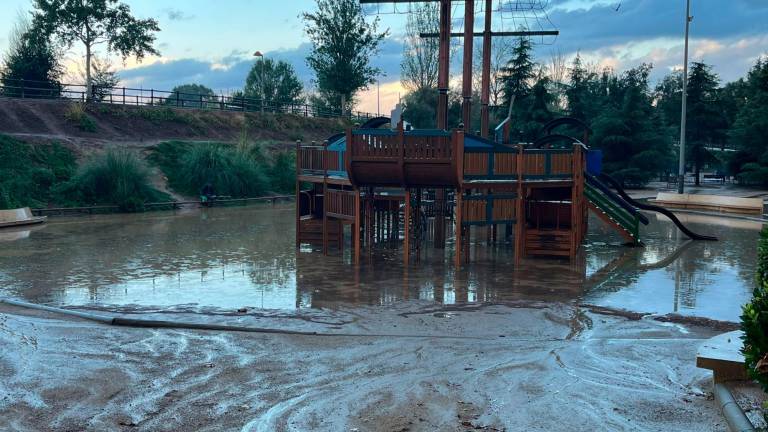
[200,94,203,109]
[122,87,126,105]
[20,79,24,98]
[150,89,154,106]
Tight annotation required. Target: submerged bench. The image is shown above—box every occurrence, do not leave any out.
[0,207,47,228]
[696,330,749,383]
[651,192,764,215]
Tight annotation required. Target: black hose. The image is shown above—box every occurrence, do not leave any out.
[597,173,718,241]
[0,298,491,340]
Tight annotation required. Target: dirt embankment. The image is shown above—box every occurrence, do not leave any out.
[0,98,350,151]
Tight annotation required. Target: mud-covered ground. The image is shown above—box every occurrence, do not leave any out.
[0,301,730,432]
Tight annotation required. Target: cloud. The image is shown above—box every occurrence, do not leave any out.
[117,39,405,94]
[164,8,194,22]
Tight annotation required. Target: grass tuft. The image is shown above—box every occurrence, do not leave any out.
[56,149,168,211]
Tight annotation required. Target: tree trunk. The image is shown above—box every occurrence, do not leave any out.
[85,44,92,101]
[340,93,346,117]
[695,159,701,186]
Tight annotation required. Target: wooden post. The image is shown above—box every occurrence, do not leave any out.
[404,189,411,264]
[515,145,525,264]
[434,188,445,249]
[354,189,361,264]
[455,188,463,267]
[480,0,492,138]
[295,140,301,247]
[437,0,451,130]
[322,140,329,255]
[322,183,329,256]
[461,0,475,130]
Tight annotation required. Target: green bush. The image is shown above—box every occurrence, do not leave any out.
[0,134,76,209]
[742,227,768,400]
[64,102,98,132]
[150,142,268,198]
[55,149,167,211]
[269,151,296,193]
[150,140,295,198]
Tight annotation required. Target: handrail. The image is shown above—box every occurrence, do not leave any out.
[0,78,382,121]
[585,173,649,225]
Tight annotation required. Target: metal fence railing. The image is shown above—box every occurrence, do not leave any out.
[0,78,382,122]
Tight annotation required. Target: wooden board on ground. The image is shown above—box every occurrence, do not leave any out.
[0,207,47,228]
[651,192,764,215]
[696,330,750,383]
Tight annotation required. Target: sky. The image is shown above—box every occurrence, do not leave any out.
[0,0,766,114]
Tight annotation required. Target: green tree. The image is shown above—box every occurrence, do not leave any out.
[0,13,61,97]
[243,58,304,110]
[730,57,768,184]
[400,3,439,93]
[163,84,216,109]
[517,74,555,141]
[302,0,388,114]
[32,0,160,99]
[81,56,119,101]
[500,35,536,108]
[591,64,673,186]
[685,62,726,185]
[565,54,602,124]
[654,69,683,128]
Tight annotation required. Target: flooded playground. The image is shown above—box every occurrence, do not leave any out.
[0,203,763,431]
[0,203,759,322]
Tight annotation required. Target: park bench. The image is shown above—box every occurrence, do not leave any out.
[703,173,727,184]
[697,330,749,383]
[651,192,764,215]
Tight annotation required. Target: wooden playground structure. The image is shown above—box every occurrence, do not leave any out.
[294,117,647,266]
[294,0,711,266]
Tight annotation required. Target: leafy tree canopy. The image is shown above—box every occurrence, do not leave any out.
[302,0,388,112]
[243,58,304,107]
[32,0,160,98]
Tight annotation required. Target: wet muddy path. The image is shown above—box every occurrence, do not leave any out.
[0,205,762,431]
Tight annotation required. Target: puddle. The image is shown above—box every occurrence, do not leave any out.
[0,204,761,321]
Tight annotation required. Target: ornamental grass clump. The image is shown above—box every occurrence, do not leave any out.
[56,149,165,211]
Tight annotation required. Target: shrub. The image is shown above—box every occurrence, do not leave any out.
[742,227,768,420]
[738,163,768,186]
[0,134,76,209]
[269,151,296,193]
[64,102,97,132]
[55,149,166,211]
[180,144,268,198]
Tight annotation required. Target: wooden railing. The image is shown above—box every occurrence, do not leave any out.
[296,142,347,178]
[349,129,401,159]
[349,129,453,161]
[460,193,518,226]
[463,145,582,181]
[297,145,326,174]
[325,189,356,220]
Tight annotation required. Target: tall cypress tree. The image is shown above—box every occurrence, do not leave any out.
[500,35,536,109]
[0,14,61,97]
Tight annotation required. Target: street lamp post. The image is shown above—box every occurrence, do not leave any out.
[253,51,265,113]
[678,0,692,194]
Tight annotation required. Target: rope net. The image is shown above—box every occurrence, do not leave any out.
[362,0,558,45]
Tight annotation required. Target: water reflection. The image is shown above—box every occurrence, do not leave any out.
[0,205,761,321]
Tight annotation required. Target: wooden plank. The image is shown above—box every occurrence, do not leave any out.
[696,330,749,383]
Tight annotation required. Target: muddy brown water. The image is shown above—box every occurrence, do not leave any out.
[0,204,761,322]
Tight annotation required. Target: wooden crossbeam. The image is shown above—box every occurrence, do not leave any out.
[420,30,559,38]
